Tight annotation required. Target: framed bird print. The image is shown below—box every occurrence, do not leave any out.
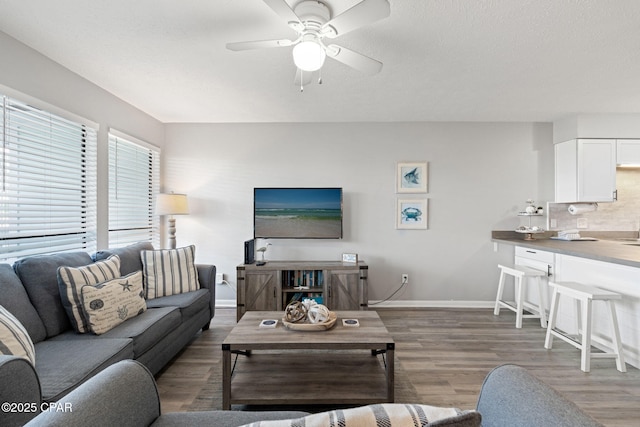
[397,162,428,193]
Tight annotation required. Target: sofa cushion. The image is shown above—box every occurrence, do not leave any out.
[145,288,210,320]
[34,337,133,402]
[93,241,154,276]
[141,245,199,300]
[14,251,93,338]
[98,307,181,357]
[0,305,36,365]
[0,264,47,343]
[81,271,147,335]
[239,404,481,427]
[476,364,603,427]
[57,255,121,333]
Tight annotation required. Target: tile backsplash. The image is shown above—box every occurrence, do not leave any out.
[548,168,640,231]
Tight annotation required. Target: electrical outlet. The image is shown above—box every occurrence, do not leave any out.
[577,218,588,229]
[216,273,224,284]
[402,274,409,284]
[550,218,557,228]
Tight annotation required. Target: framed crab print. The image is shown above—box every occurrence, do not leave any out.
[397,162,428,193]
[396,199,428,229]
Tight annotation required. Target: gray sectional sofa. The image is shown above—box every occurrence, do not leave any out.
[0,242,216,427]
[21,361,603,427]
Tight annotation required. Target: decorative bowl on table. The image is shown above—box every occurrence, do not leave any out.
[281,301,337,331]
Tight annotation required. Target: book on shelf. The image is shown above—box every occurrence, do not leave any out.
[283,269,324,288]
[288,292,304,304]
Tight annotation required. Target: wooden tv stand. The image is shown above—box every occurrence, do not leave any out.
[236,260,368,321]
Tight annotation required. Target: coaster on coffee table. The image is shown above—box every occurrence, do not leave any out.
[259,319,278,328]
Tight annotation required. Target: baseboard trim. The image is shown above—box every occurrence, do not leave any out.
[215,299,496,309]
[215,299,236,308]
[368,300,495,308]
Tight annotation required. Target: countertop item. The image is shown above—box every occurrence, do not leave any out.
[492,231,640,268]
[549,236,598,241]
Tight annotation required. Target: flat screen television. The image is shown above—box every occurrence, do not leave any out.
[254,187,343,239]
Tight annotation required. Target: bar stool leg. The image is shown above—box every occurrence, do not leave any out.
[607,300,626,372]
[494,269,506,316]
[544,286,559,349]
[575,298,583,339]
[581,298,593,372]
[515,275,524,329]
[536,276,547,328]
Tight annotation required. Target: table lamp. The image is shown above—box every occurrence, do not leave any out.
[155,193,189,249]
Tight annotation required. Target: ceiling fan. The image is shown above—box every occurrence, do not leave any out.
[226,0,391,89]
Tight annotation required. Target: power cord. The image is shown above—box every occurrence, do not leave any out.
[219,279,237,293]
[369,276,409,306]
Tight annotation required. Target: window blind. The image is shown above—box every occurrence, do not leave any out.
[0,94,97,261]
[108,132,160,248]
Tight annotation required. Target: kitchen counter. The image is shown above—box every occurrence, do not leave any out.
[492,231,640,269]
[493,230,640,369]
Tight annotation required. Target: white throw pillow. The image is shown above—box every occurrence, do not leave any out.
[0,304,36,366]
[141,245,199,300]
[81,271,147,335]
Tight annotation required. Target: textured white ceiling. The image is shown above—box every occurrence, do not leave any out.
[1,0,639,123]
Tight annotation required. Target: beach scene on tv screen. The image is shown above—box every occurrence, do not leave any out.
[255,188,342,238]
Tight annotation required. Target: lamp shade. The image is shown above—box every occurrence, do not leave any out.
[155,193,189,216]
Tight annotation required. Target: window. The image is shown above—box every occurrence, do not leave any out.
[108,130,160,248]
[0,94,97,261]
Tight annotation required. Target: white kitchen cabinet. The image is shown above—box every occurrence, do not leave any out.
[617,139,640,165]
[514,246,554,311]
[554,139,616,202]
[515,246,554,276]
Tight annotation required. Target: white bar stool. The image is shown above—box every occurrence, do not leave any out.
[544,281,626,373]
[494,264,547,328]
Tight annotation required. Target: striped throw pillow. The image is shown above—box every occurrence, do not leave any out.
[0,304,36,366]
[57,255,121,333]
[141,245,199,300]
[239,404,481,427]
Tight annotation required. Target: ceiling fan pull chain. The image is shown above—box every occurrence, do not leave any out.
[300,70,304,92]
[318,68,323,85]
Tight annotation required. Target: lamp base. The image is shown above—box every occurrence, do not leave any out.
[167,217,177,249]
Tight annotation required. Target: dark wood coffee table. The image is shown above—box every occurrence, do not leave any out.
[222,310,394,409]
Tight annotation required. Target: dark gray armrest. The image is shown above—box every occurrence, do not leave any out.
[196,264,216,320]
[0,355,42,427]
[26,360,160,427]
[476,364,603,427]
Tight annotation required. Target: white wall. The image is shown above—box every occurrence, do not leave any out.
[0,31,165,248]
[164,122,555,306]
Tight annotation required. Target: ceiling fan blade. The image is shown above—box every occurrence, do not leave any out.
[326,44,383,75]
[226,39,293,51]
[294,68,313,87]
[321,0,390,38]
[263,0,301,25]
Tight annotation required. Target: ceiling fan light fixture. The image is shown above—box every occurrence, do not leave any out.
[293,39,326,71]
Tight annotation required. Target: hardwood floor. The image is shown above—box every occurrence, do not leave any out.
[155,308,640,426]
